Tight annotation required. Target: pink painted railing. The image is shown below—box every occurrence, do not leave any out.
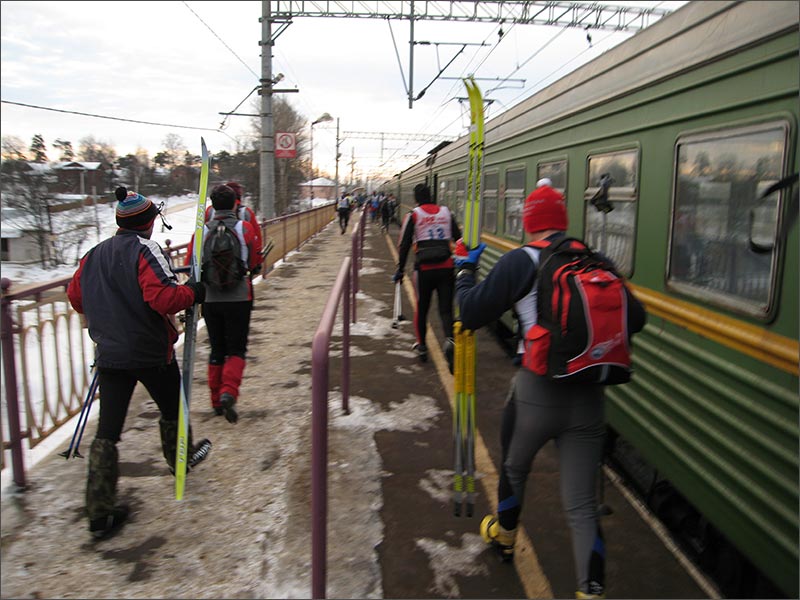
[1,203,335,488]
[310,208,366,599]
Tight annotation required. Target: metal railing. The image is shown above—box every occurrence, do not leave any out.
[310,208,366,599]
[1,203,335,488]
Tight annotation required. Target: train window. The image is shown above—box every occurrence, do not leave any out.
[667,122,789,317]
[537,160,568,196]
[583,149,639,276]
[505,167,526,240]
[483,171,499,233]
[456,177,466,223]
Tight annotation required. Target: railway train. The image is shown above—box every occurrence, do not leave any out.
[382,2,799,597]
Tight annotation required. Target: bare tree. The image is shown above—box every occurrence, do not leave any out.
[161,133,187,168]
[1,162,56,266]
[249,95,309,215]
[1,135,29,160]
[78,135,117,165]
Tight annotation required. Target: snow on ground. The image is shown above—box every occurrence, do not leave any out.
[1,194,200,285]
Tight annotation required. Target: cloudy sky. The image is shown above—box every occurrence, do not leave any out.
[1,1,685,181]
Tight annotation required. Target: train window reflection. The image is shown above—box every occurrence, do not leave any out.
[667,123,788,317]
[505,167,526,240]
[583,149,639,276]
[537,160,568,197]
[483,171,499,234]
[456,177,466,222]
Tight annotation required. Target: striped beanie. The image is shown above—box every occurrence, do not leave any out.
[115,187,158,230]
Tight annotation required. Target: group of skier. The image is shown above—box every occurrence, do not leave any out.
[68,172,645,598]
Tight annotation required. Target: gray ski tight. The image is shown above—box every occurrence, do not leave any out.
[499,368,605,593]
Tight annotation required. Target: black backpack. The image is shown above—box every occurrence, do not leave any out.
[521,237,633,384]
[201,222,247,291]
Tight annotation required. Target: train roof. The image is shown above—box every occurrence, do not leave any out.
[403,0,799,176]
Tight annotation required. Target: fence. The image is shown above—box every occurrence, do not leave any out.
[1,203,335,487]
[310,208,366,599]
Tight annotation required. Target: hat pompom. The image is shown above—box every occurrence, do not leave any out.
[115,186,128,201]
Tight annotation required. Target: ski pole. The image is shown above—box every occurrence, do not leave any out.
[72,376,99,459]
[59,369,99,460]
[391,281,404,328]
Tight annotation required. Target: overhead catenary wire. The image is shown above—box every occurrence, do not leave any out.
[182,0,260,82]
[0,100,220,133]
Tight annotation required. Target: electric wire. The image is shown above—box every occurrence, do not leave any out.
[182,0,260,81]
[0,100,220,132]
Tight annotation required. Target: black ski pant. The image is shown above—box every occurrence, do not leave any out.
[203,300,253,364]
[338,208,350,232]
[95,359,181,442]
[412,266,455,346]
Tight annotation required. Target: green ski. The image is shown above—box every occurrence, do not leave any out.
[454,77,484,517]
[176,137,209,500]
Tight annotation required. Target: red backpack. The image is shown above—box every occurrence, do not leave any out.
[522,237,633,384]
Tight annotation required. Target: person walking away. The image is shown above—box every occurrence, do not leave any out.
[67,187,211,540]
[187,184,263,422]
[379,194,393,232]
[336,192,351,234]
[205,181,263,270]
[452,181,646,598]
[370,193,380,223]
[393,183,461,371]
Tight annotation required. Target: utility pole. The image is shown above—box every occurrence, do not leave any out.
[259,0,276,219]
[335,118,341,201]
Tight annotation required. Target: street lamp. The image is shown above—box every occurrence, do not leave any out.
[310,112,333,203]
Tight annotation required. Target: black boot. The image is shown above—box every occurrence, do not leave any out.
[159,418,178,472]
[161,418,212,474]
[86,438,128,539]
[220,392,238,424]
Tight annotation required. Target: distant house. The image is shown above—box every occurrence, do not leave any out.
[54,161,111,195]
[298,177,336,201]
[0,208,46,264]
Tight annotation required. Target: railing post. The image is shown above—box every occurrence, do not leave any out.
[342,267,350,415]
[1,278,26,489]
[297,212,301,252]
[351,232,358,324]
[310,257,352,600]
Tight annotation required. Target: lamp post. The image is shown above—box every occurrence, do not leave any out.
[310,113,333,203]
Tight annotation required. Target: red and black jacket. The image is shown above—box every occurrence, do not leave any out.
[67,229,196,369]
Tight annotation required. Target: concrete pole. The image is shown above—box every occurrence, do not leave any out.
[310,123,314,202]
[259,0,276,218]
[334,118,340,201]
[408,0,415,108]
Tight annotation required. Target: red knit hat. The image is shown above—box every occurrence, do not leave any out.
[523,185,567,233]
[225,181,243,201]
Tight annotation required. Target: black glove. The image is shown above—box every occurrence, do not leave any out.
[185,280,206,304]
[392,270,404,284]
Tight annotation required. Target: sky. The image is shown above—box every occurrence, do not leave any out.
[1,1,686,183]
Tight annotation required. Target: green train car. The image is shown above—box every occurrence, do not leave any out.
[385,2,799,596]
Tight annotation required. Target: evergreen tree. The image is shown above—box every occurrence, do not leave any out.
[30,134,48,163]
[53,139,75,161]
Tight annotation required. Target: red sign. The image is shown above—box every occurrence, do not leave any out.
[275,132,297,158]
